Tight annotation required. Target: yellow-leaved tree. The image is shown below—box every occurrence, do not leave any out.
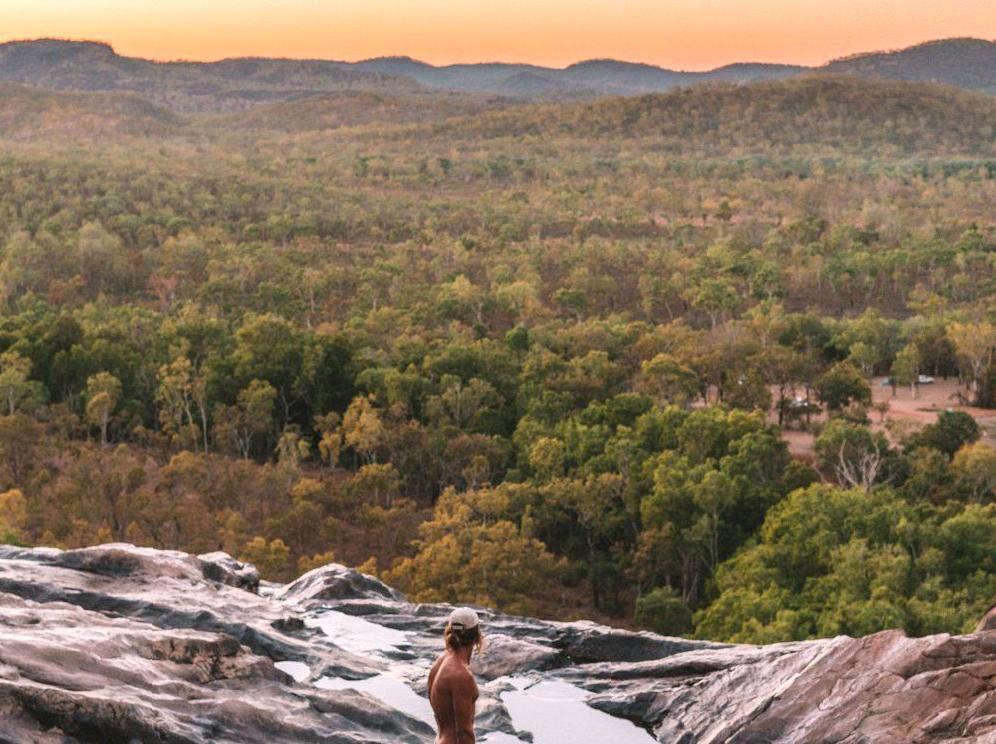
[385,488,563,614]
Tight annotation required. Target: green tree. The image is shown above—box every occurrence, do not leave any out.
[722,368,772,412]
[213,380,277,459]
[952,443,996,503]
[695,485,995,642]
[425,376,501,431]
[891,343,920,399]
[847,341,879,378]
[637,354,699,407]
[815,419,897,492]
[947,321,996,404]
[635,586,693,636]
[906,410,981,459]
[0,352,45,415]
[528,437,566,481]
[157,357,197,448]
[77,221,131,296]
[85,372,122,446]
[814,361,871,413]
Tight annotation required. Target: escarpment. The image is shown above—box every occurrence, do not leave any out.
[0,544,993,744]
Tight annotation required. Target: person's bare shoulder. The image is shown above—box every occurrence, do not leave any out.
[433,659,476,690]
[428,655,444,693]
[444,663,478,700]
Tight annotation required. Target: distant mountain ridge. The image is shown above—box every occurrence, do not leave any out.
[825,37,996,93]
[0,38,420,112]
[0,37,992,111]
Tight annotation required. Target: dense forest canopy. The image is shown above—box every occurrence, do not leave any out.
[0,69,993,640]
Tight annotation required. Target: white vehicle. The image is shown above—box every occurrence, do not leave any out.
[918,374,935,384]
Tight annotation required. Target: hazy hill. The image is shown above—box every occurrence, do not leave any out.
[352,57,560,91]
[0,39,418,112]
[825,38,996,93]
[561,59,687,92]
[353,57,808,96]
[0,82,182,139]
[0,37,993,113]
[560,60,805,93]
[707,62,809,83]
[417,76,996,156]
[348,40,994,98]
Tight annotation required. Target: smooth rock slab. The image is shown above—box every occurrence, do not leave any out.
[0,543,992,744]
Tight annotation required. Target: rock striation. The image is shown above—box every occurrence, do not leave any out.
[0,543,993,744]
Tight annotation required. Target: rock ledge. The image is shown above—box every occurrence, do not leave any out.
[0,543,992,744]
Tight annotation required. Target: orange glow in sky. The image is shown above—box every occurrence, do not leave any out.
[0,0,993,69]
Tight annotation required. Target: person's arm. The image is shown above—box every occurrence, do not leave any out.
[450,671,477,744]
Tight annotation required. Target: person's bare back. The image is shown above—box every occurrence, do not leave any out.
[428,608,482,744]
[429,653,478,743]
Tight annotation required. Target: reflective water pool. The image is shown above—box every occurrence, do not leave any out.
[316,672,436,726]
[306,610,412,655]
[498,677,656,744]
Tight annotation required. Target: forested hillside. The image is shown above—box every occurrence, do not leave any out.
[826,38,996,94]
[0,72,992,640]
[0,83,183,139]
[411,77,996,155]
[209,90,495,133]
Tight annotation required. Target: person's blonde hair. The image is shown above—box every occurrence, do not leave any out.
[444,622,484,655]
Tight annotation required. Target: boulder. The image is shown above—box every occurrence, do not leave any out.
[199,551,261,592]
[473,634,561,680]
[554,620,725,663]
[278,563,405,604]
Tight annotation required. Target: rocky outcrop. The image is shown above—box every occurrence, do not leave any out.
[278,562,404,603]
[0,543,993,744]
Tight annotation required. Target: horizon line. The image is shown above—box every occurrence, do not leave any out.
[1,34,992,73]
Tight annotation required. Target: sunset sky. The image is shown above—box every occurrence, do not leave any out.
[0,0,993,69]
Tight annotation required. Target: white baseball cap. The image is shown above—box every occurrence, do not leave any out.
[448,607,480,630]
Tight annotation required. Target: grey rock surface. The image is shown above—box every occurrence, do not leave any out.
[277,562,405,603]
[0,543,992,744]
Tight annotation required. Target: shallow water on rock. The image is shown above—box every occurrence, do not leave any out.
[304,610,655,744]
[274,660,310,682]
[308,671,656,744]
[498,677,657,744]
[316,673,436,726]
[306,610,412,655]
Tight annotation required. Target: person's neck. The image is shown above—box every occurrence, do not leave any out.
[448,646,473,666]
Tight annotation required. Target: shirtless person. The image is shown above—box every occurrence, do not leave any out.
[428,608,482,744]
